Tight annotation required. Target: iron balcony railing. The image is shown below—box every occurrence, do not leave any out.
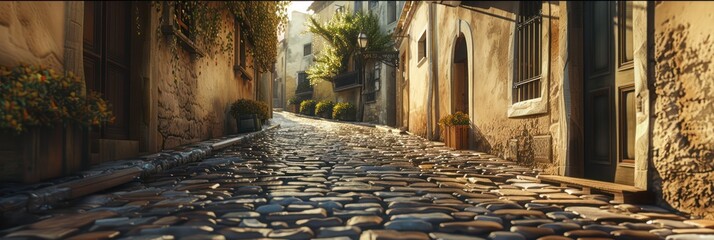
[333,71,361,92]
[295,79,313,96]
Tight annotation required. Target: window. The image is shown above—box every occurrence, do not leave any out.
[304,43,312,56]
[174,3,192,38]
[235,20,252,80]
[617,0,634,67]
[365,62,380,103]
[388,1,397,23]
[373,62,381,91]
[296,72,312,94]
[235,20,246,67]
[417,32,426,63]
[369,1,378,9]
[354,1,362,13]
[513,1,543,103]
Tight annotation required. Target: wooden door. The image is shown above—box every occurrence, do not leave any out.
[452,34,468,114]
[83,1,131,140]
[583,1,635,183]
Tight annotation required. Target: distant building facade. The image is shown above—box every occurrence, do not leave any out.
[304,1,403,125]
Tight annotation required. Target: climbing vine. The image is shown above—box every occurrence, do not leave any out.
[147,1,289,81]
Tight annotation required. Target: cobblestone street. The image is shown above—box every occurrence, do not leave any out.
[2,112,712,240]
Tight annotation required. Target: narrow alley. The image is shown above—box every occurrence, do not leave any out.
[1,112,710,240]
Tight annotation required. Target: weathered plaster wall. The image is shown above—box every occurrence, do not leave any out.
[405,2,564,172]
[448,2,562,173]
[150,9,254,150]
[362,1,403,125]
[279,11,314,107]
[0,2,65,69]
[652,1,714,219]
[403,2,429,137]
[308,2,343,103]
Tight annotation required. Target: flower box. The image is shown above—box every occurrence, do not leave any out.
[439,111,470,150]
[444,125,469,150]
[0,124,84,183]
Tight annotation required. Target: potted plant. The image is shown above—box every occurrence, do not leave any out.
[288,96,301,113]
[0,65,114,183]
[439,111,470,150]
[230,99,269,133]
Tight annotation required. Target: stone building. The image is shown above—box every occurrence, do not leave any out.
[395,1,714,219]
[275,11,316,111]
[0,1,270,182]
[305,1,403,124]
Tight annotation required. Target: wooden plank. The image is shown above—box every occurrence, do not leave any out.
[56,167,142,199]
[537,175,643,193]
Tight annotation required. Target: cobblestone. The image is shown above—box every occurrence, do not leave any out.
[0,112,712,239]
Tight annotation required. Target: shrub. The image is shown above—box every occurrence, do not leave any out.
[332,102,356,121]
[439,111,470,126]
[230,99,270,120]
[299,100,317,116]
[0,64,114,133]
[314,100,334,119]
[287,96,301,106]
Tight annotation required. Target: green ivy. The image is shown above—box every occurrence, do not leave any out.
[149,1,289,83]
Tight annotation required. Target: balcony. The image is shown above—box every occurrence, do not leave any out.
[333,71,361,92]
[295,79,313,97]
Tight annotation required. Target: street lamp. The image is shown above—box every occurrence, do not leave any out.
[358,32,368,49]
[354,31,399,122]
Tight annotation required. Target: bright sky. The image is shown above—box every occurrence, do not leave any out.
[288,1,314,17]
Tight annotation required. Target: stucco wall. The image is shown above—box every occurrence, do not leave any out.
[280,11,315,108]
[150,8,254,149]
[402,2,564,172]
[403,2,430,137]
[0,2,65,70]
[652,1,714,219]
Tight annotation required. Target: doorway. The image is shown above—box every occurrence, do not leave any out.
[452,34,469,114]
[83,1,132,140]
[582,1,635,184]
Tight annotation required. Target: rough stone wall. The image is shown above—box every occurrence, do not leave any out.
[0,2,65,70]
[652,2,714,219]
[150,9,254,150]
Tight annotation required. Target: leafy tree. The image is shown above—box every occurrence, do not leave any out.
[305,9,393,84]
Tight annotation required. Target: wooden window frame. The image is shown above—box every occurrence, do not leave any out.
[618,85,636,165]
[304,43,312,56]
[160,2,205,57]
[616,0,635,70]
[234,19,252,81]
[388,1,397,24]
[417,31,427,66]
